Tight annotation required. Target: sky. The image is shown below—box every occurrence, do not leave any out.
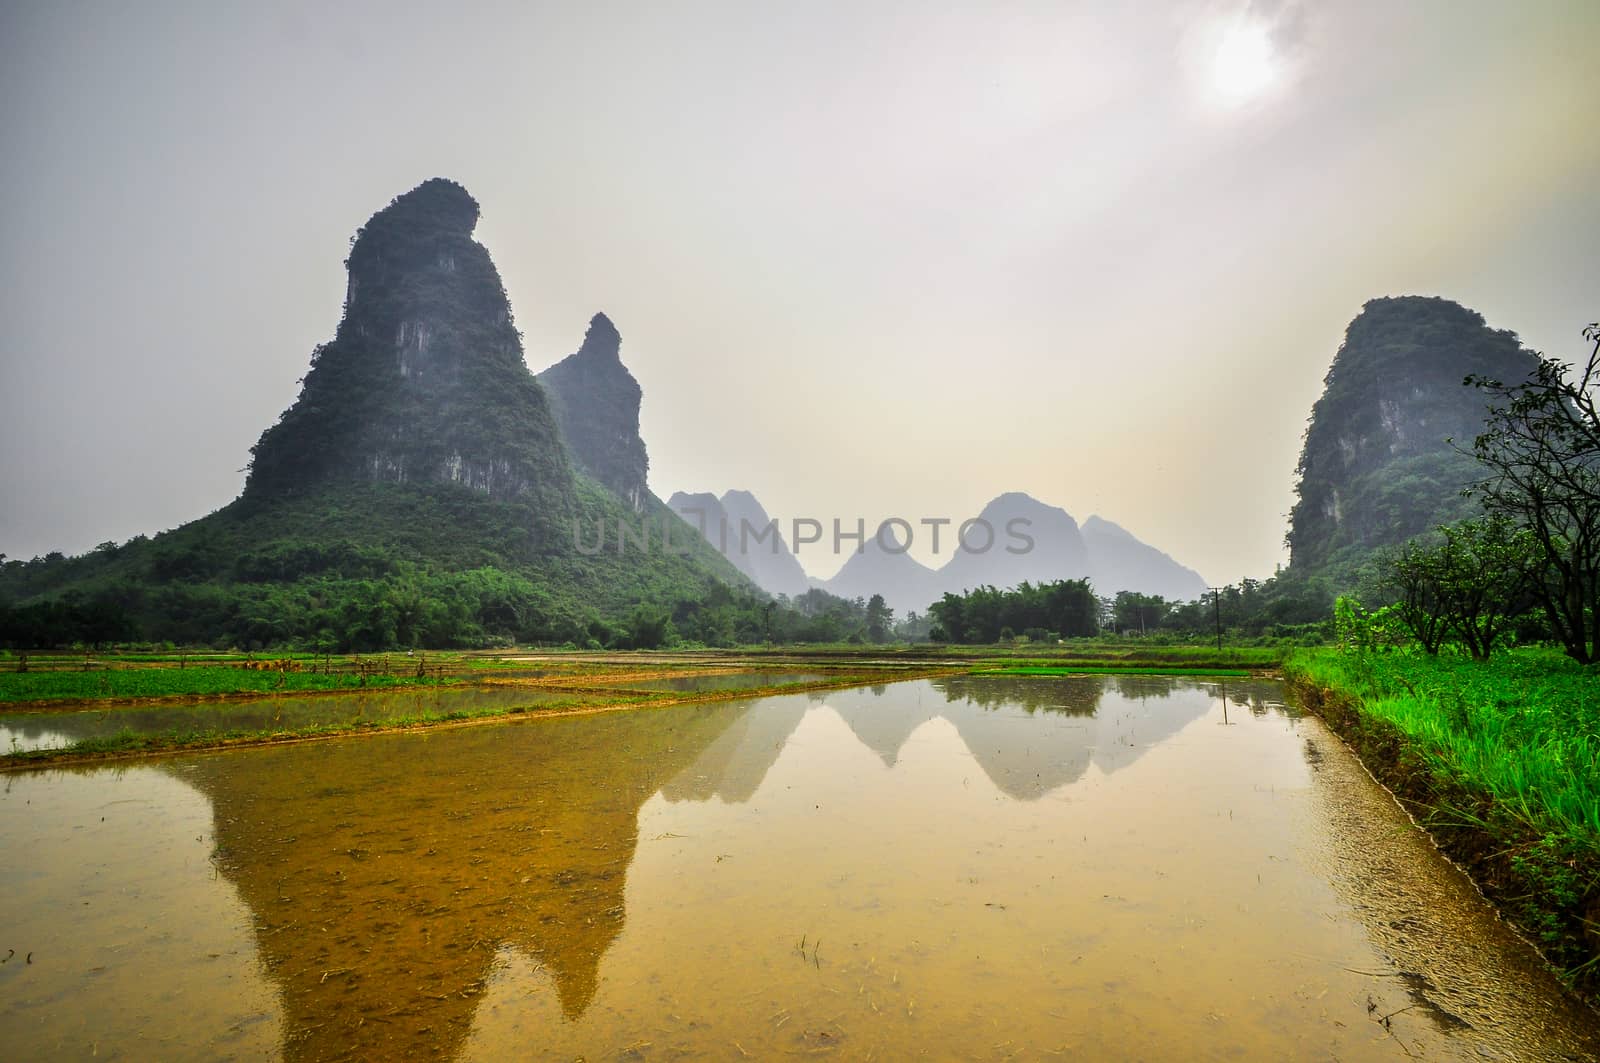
[2,0,1597,585]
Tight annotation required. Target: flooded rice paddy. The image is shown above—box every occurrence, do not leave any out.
[0,685,572,753]
[1,675,1596,1059]
[604,671,831,693]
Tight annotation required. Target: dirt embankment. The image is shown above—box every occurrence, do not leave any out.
[1288,675,1600,1009]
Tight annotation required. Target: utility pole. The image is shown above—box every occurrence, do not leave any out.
[1212,588,1222,651]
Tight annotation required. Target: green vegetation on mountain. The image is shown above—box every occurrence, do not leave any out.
[0,178,797,650]
[0,475,772,650]
[1288,296,1542,578]
[247,179,574,537]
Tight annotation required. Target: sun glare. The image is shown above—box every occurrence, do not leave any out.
[1212,21,1276,104]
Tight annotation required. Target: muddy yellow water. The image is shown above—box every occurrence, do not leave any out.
[0,685,573,753]
[1,677,1595,1060]
[605,671,830,692]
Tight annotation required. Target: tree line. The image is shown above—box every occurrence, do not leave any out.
[0,562,926,653]
[1347,321,1600,662]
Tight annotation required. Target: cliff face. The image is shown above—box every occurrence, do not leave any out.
[1288,296,1542,573]
[0,178,767,645]
[245,178,574,523]
[538,313,650,512]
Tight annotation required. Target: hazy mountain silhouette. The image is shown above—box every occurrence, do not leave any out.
[666,489,812,598]
[823,494,1206,613]
[665,491,728,536]
[538,312,650,512]
[937,492,1090,596]
[1082,515,1208,600]
[668,488,1208,612]
[822,522,943,613]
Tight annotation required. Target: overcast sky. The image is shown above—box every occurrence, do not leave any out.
[3,1,1597,584]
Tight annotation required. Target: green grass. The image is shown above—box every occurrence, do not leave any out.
[736,641,1285,668]
[0,666,459,704]
[1286,647,1600,842]
[1286,645,1600,992]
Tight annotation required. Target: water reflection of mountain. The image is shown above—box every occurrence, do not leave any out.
[657,695,809,803]
[658,676,1240,808]
[169,701,757,1061]
[927,675,1217,799]
[828,683,941,767]
[161,675,1270,1058]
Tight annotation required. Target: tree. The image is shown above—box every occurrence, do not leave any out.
[865,594,893,643]
[1468,321,1600,662]
[625,605,673,650]
[1384,517,1538,659]
[1112,591,1166,635]
[1432,517,1539,659]
[929,580,1097,644]
[1383,538,1450,654]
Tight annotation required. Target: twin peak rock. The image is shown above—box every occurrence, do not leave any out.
[245,178,649,520]
[242,177,1207,610]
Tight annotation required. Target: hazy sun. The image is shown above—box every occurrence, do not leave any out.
[1212,21,1276,104]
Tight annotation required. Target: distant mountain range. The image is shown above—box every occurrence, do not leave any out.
[664,490,812,598]
[669,488,1207,614]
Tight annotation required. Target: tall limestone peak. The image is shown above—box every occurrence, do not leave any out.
[1288,296,1541,573]
[244,178,575,528]
[538,313,650,511]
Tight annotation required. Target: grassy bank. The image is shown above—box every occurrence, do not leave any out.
[1285,647,1600,996]
[0,665,459,704]
[738,642,1285,669]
